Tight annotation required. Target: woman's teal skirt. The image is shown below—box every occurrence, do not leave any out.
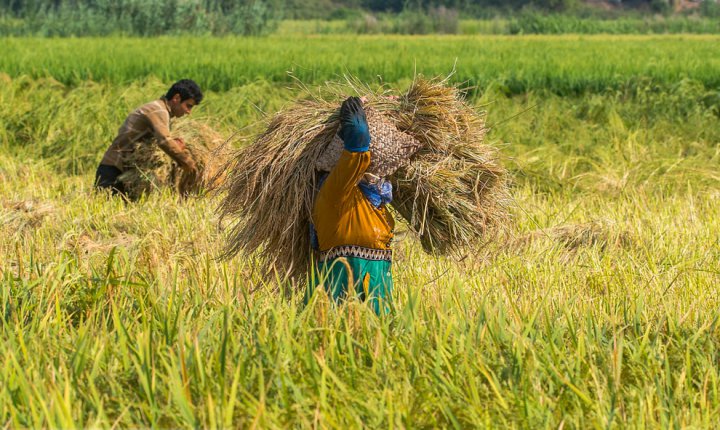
[306,246,393,315]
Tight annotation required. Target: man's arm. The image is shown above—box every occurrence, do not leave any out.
[146,107,197,171]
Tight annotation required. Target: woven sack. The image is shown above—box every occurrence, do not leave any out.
[315,108,421,179]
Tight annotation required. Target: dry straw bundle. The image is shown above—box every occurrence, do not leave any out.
[119,119,231,200]
[382,78,509,253]
[218,76,509,280]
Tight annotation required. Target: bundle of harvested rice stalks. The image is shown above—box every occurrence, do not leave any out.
[381,78,509,253]
[119,119,231,200]
[391,147,508,254]
[218,76,509,280]
[217,99,339,279]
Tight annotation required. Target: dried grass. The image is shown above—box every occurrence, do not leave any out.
[512,220,635,251]
[73,232,138,255]
[218,76,510,281]
[2,199,56,231]
[119,119,231,200]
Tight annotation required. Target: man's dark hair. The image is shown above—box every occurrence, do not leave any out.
[165,79,203,104]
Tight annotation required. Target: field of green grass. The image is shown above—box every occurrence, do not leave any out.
[1,35,720,427]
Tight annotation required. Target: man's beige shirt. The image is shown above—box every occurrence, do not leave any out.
[100,99,190,170]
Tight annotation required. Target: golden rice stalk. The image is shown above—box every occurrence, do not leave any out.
[119,119,231,200]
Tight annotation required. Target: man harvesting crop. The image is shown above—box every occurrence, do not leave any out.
[95,79,203,198]
[307,96,395,315]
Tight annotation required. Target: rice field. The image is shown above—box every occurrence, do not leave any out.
[1,35,720,428]
[1,35,720,94]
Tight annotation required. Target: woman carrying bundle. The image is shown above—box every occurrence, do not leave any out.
[307,97,395,315]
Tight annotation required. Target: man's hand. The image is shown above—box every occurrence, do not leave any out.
[179,161,199,196]
[174,138,187,151]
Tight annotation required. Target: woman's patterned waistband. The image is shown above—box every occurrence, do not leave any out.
[318,245,392,263]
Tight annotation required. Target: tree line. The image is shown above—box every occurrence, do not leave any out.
[0,0,717,36]
[0,0,709,19]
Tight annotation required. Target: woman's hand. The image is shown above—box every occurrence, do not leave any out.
[339,96,370,153]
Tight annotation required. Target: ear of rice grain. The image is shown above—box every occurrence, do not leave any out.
[118,119,231,200]
[218,76,510,282]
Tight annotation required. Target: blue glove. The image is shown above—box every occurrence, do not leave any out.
[339,96,370,152]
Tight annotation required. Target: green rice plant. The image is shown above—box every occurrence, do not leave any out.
[1,35,719,94]
[507,13,720,35]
